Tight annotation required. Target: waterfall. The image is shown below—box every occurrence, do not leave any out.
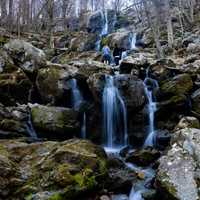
[96,9,109,51]
[143,69,159,147]
[70,79,83,111]
[101,9,108,36]
[75,0,80,17]
[103,75,128,149]
[130,32,137,50]
[27,113,37,139]
[81,112,86,139]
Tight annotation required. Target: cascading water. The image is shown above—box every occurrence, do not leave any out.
[103,75,128,149]
[81,112,86,139]
[130,32,137,50]
[75,0,80,17]
[119,32,137,64]
[26,112,37,139]
[96,9,109,51]
[143,69,159,147]
[70,78,83,111]
[70,79,87,139]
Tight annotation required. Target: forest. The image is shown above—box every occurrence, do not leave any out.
[0,0,200,200]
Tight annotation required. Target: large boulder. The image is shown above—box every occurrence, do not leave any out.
[4,39,46,74]
[0,139,108,200]
[120,53,155,74]
[31,104,80,139]
[36,64,78,105]
[156,128,200,200]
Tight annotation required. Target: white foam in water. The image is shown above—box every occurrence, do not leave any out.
[130,32,137,50]
[143,69,159,147]
[103,75,128,148]
[75,0,80,17]
[70,79,83,111]
[129,188,144,200]
[81,112,86,139]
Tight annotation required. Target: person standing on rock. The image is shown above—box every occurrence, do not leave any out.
[102,45,112,65]
[113,43,122,66]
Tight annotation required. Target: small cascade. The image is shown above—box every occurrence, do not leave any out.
[81,112,87,139]
[26,113,38,139]
[70,78,83,111]
[96,9,109,51]
[103,75,128,149]
[130,32,137,50]
[75,0,80,17]
[129,188,143,200]
[143,69,159,147]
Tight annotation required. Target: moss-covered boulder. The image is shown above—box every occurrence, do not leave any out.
[31,104,80,139]
[0,139,108,200]
[160,74,193,98]
[36,64,78,105]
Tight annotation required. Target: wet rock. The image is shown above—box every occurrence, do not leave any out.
[4,39,46,73]
[100,195,111,200]
[156,128,200,200]
[142,189,156,200]
[31,104,80,139]
[155,130,171,150]
[115,74,146,112]
[192,88,200,115]
[175,116,200,130]
[0,139,108,200]
[108,168,135,194]
[126,148,160,167]
[181,60,200,74]
[112,194,128,200]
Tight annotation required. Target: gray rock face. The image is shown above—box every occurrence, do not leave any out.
[156,128,200,200]
[4,39,46,73]
[31,104,80,139]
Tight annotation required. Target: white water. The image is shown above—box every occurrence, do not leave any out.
[27,113,37,139]
[143,70,159,147]
[81,112,86,139]
[75,0,80,17]
[70,79,83,111]
[130,32,137,50]
[103,75,128,148]
[96,9,109,51]
[129,188,143,200]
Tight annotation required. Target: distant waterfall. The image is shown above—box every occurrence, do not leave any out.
[143,69,159,147]
[81,112,86,139]
[70,79,83,111]
[96,9,109,51]
[130,32,137,50]
[103,75,128,149]
[75,0,80,17]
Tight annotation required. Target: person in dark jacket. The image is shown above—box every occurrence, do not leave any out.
[113,44,122,66]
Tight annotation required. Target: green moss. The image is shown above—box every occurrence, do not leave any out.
[74,168,97,190]
[48,193,63,200]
